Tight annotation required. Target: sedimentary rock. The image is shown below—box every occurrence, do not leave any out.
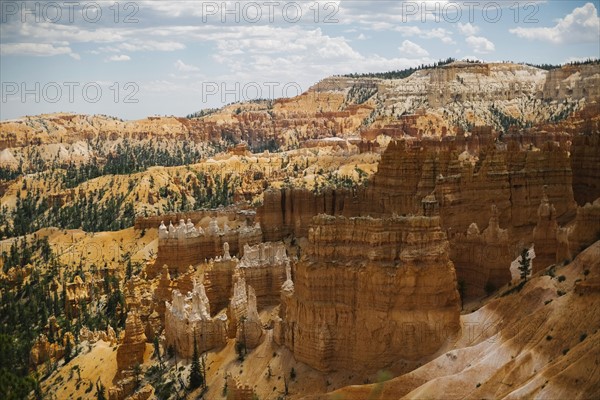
[203,257,238,315]
[164,281,228,358]
[238,242,288,308]
[568,198,600,257]
[78,325,117,346]
[116,311,147,374]
[532,187,559,272]
[153,265,174,323]
[259,137,577,245]
[65,275,89,317]
[226,376,255,400]
[29,334,63,367]
[276,214,460,372]
[227,271,264,348]
[451,205,513,298]
[571,132,600,206]
[151,219,262,276]
[259,187,354,241]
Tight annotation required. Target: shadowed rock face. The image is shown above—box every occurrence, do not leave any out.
[260,136,577,241]
[276,214,461,372]
[571,132,600,206]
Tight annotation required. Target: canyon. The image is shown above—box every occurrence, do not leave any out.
[1,60,599,399]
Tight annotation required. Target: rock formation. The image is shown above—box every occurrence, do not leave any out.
[152,265,174,323]
[65,275,89,317]
[238,242,288,308]
[451,205,513,298]
[164,280,228,358]
[116,311,147,374]
[259,187,352,241]
[227,271,264,348]
[151,218,262,275]
[567,198,600,257]
[226,376,255,400]
[203,256,238,315]
[29,334,63,367]
[259,137,577,245]
[532,187,559,272]
[276,214,460,372]
[78,325,117,346]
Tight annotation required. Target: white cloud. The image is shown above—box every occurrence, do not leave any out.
[394,26,455,44]
[457,23,479,36]
[510,2,599,44]
[175,60,200,72]
[465,36,495,54]
[0,42,79,59]
[399,40,429,57]
[357,33,367,40]
[116,40,186,52]
[106,54,131,62]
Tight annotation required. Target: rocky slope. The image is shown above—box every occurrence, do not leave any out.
[307,240,600,400]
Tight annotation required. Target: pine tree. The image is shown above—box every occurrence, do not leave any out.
[519,248,531,281]
[64,335,72,363]
[96,379,106,400]
[189,329,204,390]
[126,259,133,281]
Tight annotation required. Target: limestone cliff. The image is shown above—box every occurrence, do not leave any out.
[276,214,460,372]
[309,241,600,400]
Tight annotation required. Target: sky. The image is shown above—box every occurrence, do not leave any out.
[1,0,599,120]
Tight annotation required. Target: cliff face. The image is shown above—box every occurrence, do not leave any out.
[313,241,600,400]
[451,206,513,298]
[532,189,560,272]
[150,218,262,276]
[237,242,288,309]
[568,199,600,256]
[373,139,576,232]
[116,312,147,374]
[276,214,460,372]
[164,281,228,358]
[259,136,577,244]
[571,132,600,206]
[259,187,353,241]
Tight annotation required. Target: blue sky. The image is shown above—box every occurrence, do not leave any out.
[1,0,599,120]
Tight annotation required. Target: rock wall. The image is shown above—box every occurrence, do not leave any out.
[150,218,262,276]
[568,199,600,257]
[276,214,460,372]
[259,187,353,241]
[203,258,238,315]
[227,272,264,348]
[164,281,228,358]
[259,137,577,244]
[451,205,513,298]
[238,242,288,309]
[116,312,147,374]
[532,188,559,272]
[571,133,600,206]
